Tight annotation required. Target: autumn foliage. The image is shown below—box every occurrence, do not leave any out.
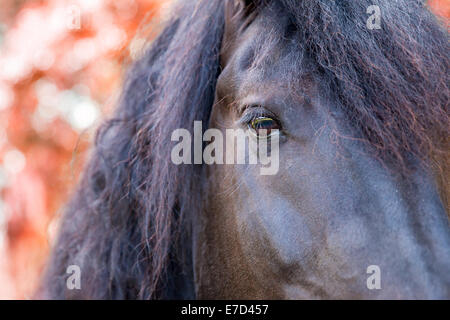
[0,0,167,299]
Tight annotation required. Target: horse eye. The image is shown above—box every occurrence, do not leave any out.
[249,116,280,138]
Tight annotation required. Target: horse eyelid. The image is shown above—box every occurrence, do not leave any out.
[237,106,268,122]
[236,106,283,132]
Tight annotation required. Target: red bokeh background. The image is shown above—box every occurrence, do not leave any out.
[0,0,448,299]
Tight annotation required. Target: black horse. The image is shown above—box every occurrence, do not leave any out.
[39,0,450,299]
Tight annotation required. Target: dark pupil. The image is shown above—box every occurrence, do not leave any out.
[251,117,278,136]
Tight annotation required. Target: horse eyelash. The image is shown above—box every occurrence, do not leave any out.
[237,105,283,130]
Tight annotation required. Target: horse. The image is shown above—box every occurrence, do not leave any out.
[38,0,450,299]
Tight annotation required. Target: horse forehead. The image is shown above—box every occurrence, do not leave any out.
[237,21,313,79]
[222,3,294,67]
[219,7,315,100]
[225,39,315,105]
[226,34,298,89]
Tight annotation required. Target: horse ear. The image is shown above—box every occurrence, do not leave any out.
[242,0,259,17]
[230,0,259,18]
[222,0,259,65]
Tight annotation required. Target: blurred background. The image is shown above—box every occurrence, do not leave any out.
[0,0,447,299]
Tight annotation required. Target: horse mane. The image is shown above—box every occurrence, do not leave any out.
[39,0,449,299]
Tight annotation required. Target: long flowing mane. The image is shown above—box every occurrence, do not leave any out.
[40,0,449,299]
